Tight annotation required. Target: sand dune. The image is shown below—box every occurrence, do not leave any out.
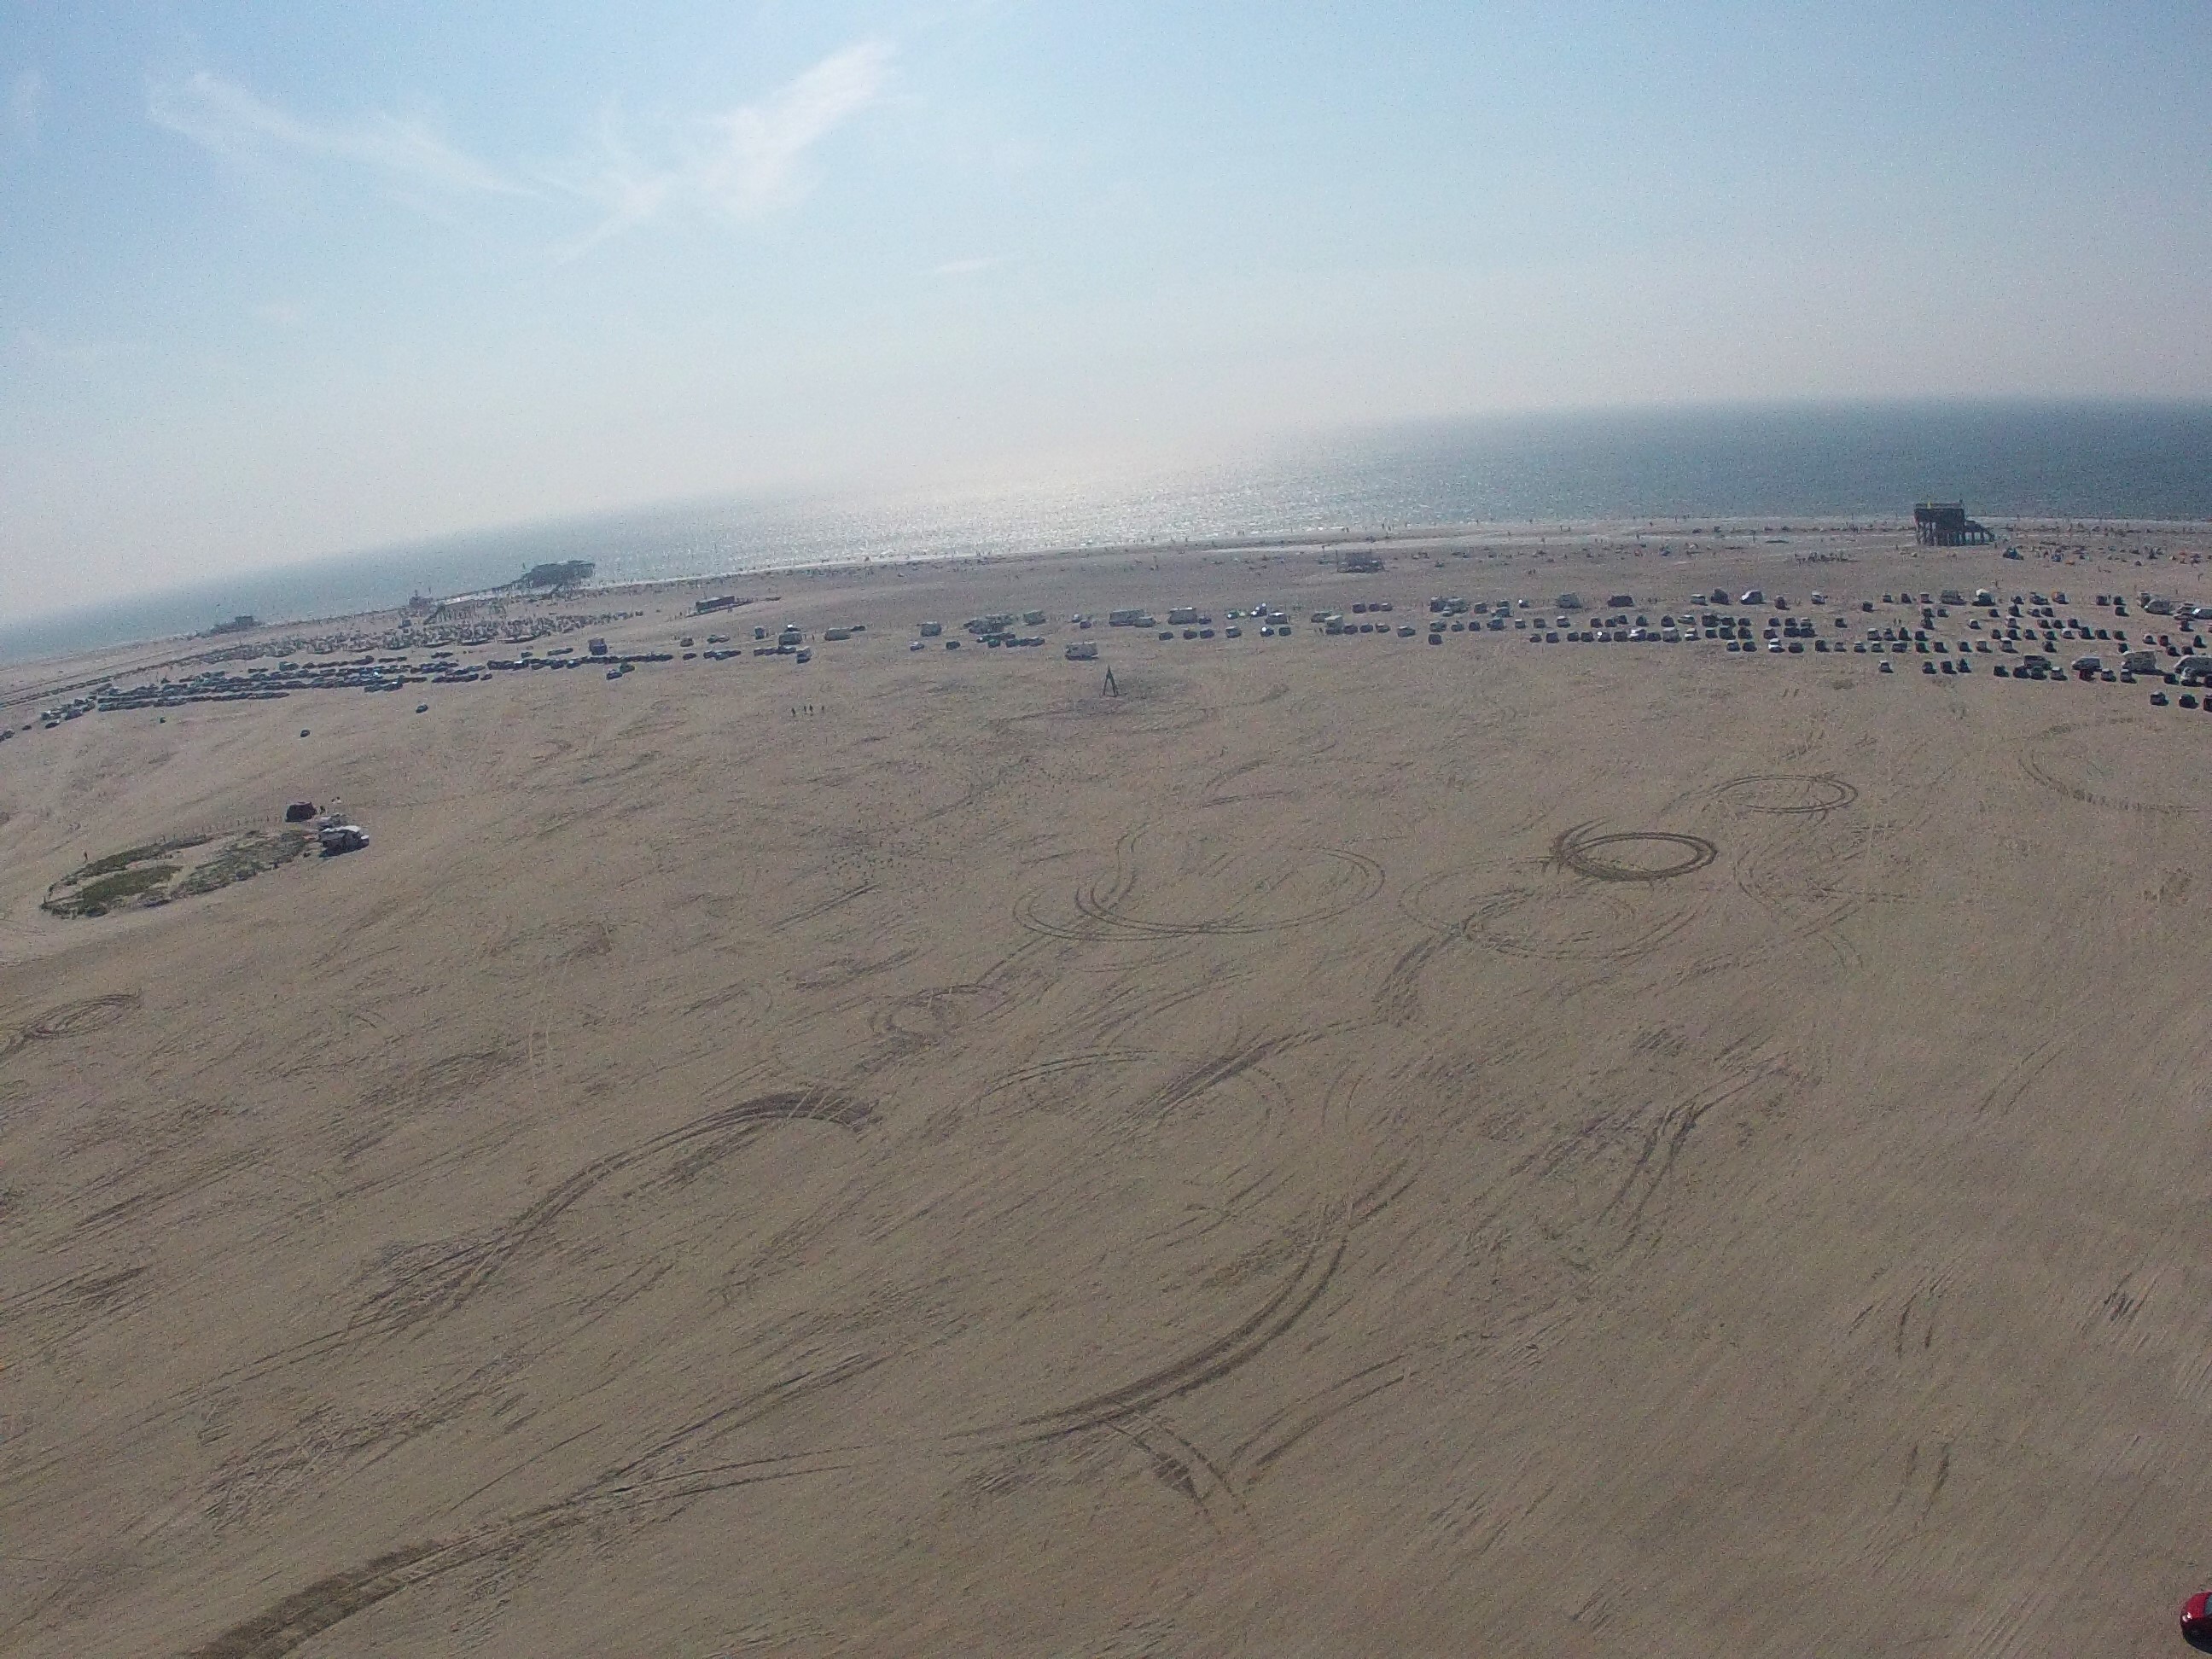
[3,526,2211,1656]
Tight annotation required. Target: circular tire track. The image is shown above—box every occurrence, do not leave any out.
[1551,824,1717,883]
[1399,864,1697,966]
[869,983,1008,1045]
[0,991,141,1062]
[1713,774,1859,816]
[1460,886,1698,963]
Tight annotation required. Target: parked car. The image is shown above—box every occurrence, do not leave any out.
[2180,1590,2212,1648]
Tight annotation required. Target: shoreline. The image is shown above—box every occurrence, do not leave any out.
[9,512,2211,680]
[8,519,2209,730]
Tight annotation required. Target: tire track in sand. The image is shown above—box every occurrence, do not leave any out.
[0,992,142,1063]
[182,1227,1344,1656]
[222,1089,873,1383]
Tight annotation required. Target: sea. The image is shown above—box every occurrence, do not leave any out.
[7,399,2211,665]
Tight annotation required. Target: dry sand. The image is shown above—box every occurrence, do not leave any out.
[4,523,2212,1656]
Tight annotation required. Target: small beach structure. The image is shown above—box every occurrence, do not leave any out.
[1914,503,1994,546]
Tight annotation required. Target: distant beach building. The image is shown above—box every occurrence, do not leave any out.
[518,559,596,589]
[1913,503,1994,546]
[207,614,259,634]
[1339,550,1384,573]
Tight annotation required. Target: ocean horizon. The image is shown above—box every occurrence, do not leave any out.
[9,398,2211,666]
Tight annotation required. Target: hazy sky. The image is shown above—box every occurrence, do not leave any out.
[4,2,2209,620]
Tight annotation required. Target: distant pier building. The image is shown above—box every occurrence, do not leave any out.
[1914,503,1994,546]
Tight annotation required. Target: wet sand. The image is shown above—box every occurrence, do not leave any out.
[4,521,2212,1656]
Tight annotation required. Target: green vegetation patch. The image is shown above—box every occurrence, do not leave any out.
[74,835,210,882]
[45,826,317,919]
[174,829,314,898]
[69,864,179,914]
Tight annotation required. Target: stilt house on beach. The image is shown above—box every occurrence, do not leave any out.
[1913,503,1994,545]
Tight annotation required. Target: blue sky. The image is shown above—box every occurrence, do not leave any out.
[3,1,2209,619]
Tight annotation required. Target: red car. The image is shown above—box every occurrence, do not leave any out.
[2182,1591,2212,1647]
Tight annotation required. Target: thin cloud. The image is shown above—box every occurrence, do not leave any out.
[147,70,527,197]
[147,44,890,254]
[932,256,1001,277]
[6,69,42,148]
[557,40,894,258]
[550,104,684,259]
[694,40,893,217]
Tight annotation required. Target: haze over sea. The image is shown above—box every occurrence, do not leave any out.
[8,399,2210,665]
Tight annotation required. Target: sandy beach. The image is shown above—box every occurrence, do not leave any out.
[7,517,2212,1656]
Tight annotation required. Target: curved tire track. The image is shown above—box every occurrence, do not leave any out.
[227,1089,872,1382]
[1551,824,1718,883]
[1712,773,1859,816]
[0,991,141,1062]
[990,1231,1346,1445]
[1016,831,1384,940]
